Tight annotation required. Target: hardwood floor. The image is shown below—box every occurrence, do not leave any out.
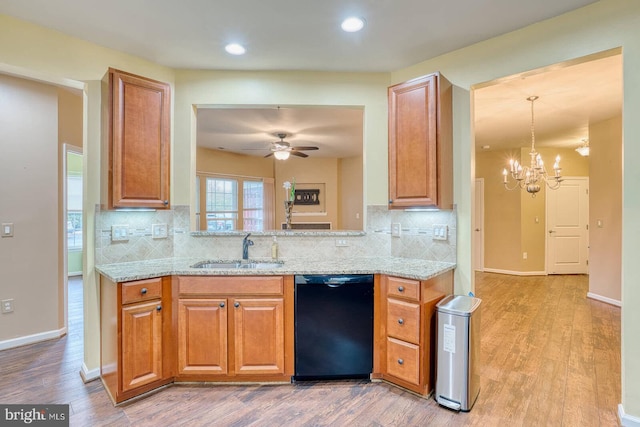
[0,273,620,426]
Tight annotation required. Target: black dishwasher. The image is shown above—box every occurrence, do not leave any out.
[294,274,374,381]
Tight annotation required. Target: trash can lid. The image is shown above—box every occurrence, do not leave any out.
[436,294,481,316]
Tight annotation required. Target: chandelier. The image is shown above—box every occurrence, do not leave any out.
[502,96,562,197]
[575,138,590,156]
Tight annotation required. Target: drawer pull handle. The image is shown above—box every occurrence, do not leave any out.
[398,359,404,365]
[397,286,404,292]
[398,318,404,325]
[140,287,148,295]
[219,302,225,308]
[163,200,169,206]
[234,302,240,308]
[156,305,162,311]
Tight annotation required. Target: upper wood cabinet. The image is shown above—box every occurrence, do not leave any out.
[103,68,171,209]
[388,73,452,209]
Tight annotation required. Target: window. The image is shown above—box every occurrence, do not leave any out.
[243,180,264,231]
[205,177,238,231]
[198,175,267,231]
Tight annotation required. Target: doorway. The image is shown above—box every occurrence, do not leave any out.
[63,144,83,333]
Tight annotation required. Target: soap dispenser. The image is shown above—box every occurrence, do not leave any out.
[271,236,279,260]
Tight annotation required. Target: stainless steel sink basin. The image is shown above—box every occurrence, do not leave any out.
[191,260,284,269]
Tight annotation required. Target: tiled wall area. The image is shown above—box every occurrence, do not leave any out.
[95,205,456,265]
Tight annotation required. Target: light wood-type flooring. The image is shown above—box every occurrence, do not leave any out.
[0,273,620,426]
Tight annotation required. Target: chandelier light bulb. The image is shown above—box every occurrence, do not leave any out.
[501,96,563,197]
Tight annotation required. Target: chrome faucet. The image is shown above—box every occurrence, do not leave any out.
[242,233,254,260]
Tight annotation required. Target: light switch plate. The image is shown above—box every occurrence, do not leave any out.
[152,223,168,239]
[391,223,401,237]
[1,223,14,237]
[111,225,129,242]
[433,224,448,241]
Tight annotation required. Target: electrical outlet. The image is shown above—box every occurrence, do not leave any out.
[152,223,168,239]
[433,224,448,241]
[111,225,129,242]
[335,239,349,247]
[523,252,528,260]
[2,299,14,313]
[391,223,401,237]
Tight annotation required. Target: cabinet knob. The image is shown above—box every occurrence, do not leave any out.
[163,200,169,206]
[397,359,404,365]
[398,318,404,325]
[234,302,240,308]
[219,302,225,308]
[388,200,393,204]
[156,305,162,311]
[140,287,148,295]
[397,286,404,292]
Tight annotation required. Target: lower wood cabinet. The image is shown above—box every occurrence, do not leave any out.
[100,276,173,404]
[374,270,453,396]
[176,275,293,382]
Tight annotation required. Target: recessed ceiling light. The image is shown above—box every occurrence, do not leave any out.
[225,43,246,55]
[341,17,365,32]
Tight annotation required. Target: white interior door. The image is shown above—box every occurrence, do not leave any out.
[546,177,589,274]
[474,178,484,271]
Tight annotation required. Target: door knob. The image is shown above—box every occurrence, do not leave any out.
[475,228,480,232]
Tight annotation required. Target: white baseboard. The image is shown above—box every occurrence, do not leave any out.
[0,327,66,351]
[483,268,547,276]
[587,292,621,307]
[68,271,83,277]
[80,363,101,383]
[619,404,640,427]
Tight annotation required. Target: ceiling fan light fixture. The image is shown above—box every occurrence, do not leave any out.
[341,17,365,32]
[274,150,290,160]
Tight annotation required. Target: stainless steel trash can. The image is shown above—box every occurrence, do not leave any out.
[435,294,481,412]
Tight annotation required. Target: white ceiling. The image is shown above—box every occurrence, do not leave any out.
[1,0,620,155]
[0,0,597,73]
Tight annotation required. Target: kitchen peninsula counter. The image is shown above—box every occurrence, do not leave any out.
[96,256,455,283]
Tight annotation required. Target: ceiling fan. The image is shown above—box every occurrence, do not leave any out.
[258,133,319,159]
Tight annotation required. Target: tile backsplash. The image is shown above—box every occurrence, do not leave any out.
[95,205,456,265]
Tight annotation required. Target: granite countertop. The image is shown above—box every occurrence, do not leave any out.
[96,257,455,283]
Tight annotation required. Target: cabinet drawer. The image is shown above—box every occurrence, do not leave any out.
[386,298,420,344]
[386,337,420,385]
[386,276,420,301]
[178,276,283,296]
[121,278,162,304]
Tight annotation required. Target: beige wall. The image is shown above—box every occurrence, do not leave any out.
[476,147,588,272]
[0,74,59,342]
[196,146,274,178]
[339,155,364,230]
[274,157,339,228]
[589,116,622,302]
[392,0,639,415]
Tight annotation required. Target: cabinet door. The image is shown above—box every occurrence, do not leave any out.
[178,299,228,376]
[109,69,170,209]
[388,73,452,209]
[232,298,285,375]
[121,300,163,392]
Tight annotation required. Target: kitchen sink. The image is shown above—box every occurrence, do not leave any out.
[191,260,284,269]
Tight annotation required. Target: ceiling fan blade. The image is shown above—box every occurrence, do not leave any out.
[291,146,319,151]
[290,151,309,158]
[264,153,274,158]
